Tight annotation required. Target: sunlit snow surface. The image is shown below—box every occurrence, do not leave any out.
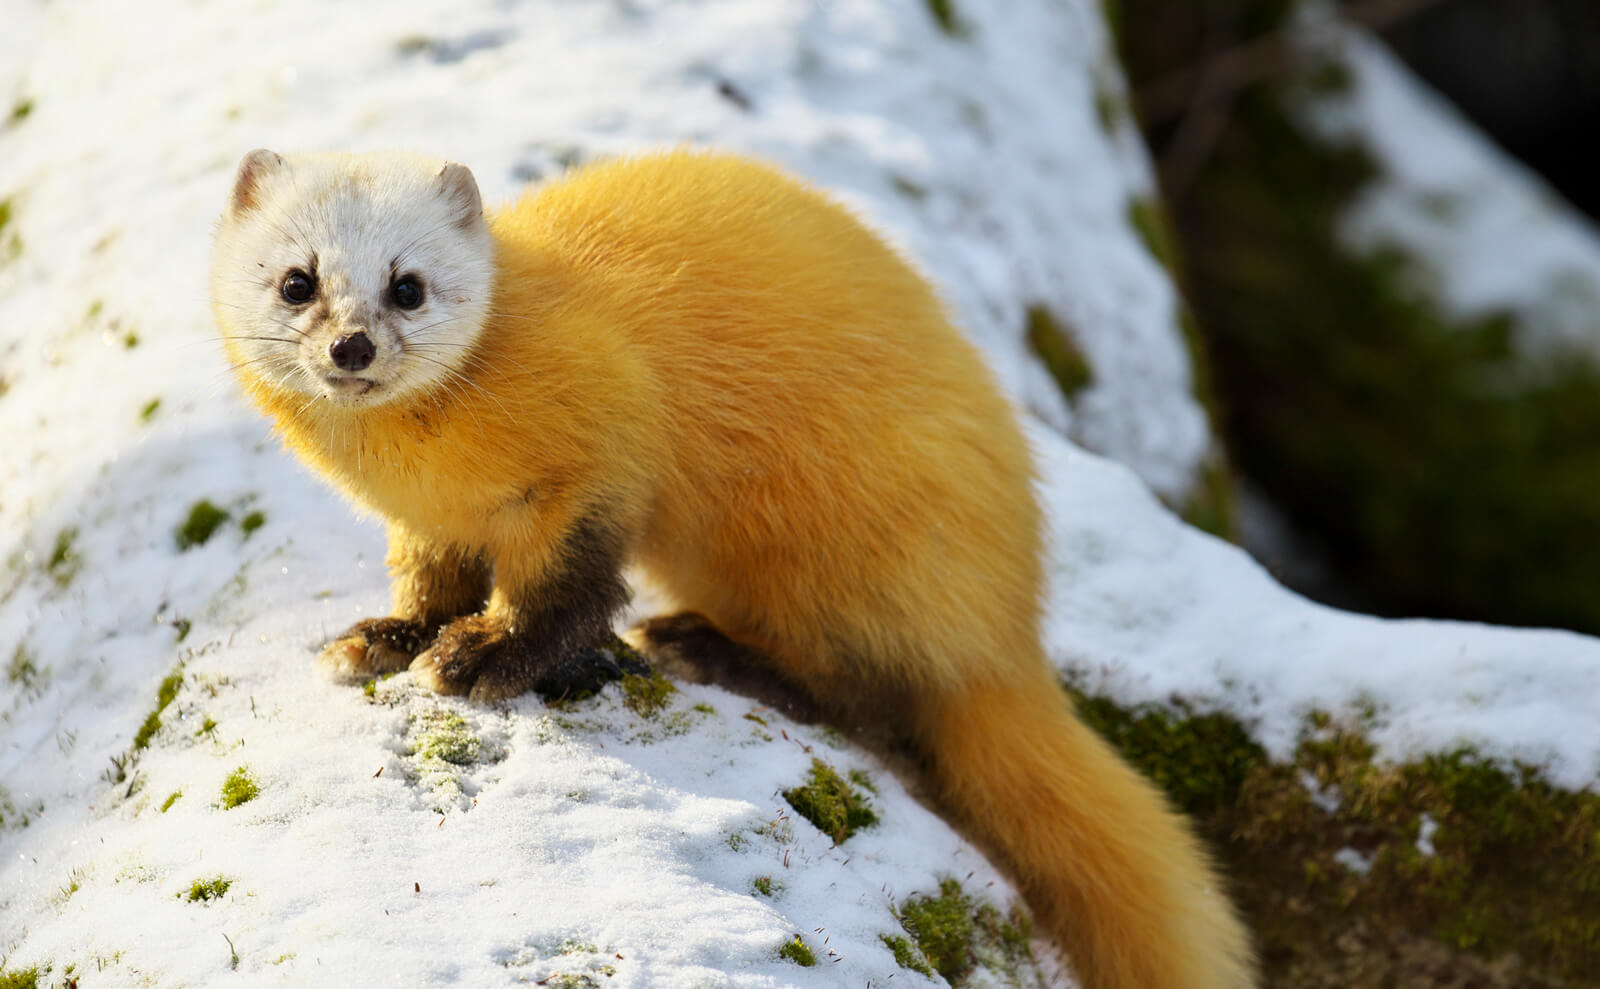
[1,1,1597,985]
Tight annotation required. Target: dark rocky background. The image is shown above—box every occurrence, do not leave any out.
[1387,0,1600,223]
[1115,0,1600,637]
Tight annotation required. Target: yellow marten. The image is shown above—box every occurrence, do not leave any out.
[210,148,1255,988]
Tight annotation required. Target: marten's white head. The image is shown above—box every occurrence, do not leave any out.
[210,150,493,408]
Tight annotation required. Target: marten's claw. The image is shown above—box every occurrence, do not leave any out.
[410,614,503,696]
[318,617,430,682]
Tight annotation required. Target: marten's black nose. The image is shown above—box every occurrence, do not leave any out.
[329,332,376,372]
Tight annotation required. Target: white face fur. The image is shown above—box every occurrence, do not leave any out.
[210,150,494,408]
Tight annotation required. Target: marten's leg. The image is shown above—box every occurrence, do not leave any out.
[411,516,642,702]
[318,527,490,681]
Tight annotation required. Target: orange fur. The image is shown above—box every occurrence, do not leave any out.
[221,150,1255,987]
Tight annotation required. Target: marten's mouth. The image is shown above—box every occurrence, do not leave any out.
[324,374,378,397]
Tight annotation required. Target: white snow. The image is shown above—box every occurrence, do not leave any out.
[1,0,1598,986]
[1331,848,1372,876]
[1415,813,1439,858]
[1296,15,1600,358]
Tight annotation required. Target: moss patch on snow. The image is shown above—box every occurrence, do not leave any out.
[175,499,229,551]
[782,758,878,845]
[896,878,1035,985]
[404,705,503,812]
[1071,682,1600,986]
[619,669,676,717]
[412,709,480,766]
[185,875,232,902]
[924,0,963,37]
[131,668,184,750]
[0,968,40,989]
[1024,304,1094,400]
[219,766,259,809]
[239,509,266,538]
[8,646,42,690]
[881,933,936,976]
[46,527,80,588]
[776,935,816,967]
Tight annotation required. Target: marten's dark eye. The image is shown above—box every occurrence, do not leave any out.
[391,275,424,310]
[281,270,315,305]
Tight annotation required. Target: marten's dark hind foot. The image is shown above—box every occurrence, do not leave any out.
[411,614,647,703]
[633,612,826,723]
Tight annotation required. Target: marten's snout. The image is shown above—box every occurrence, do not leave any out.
[329,332,376,372]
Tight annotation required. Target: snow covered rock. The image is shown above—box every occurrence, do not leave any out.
[1,1,1598,987]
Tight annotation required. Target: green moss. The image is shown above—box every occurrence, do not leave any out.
[691,702,715,714]
[891,175,928,200]
[751,875,778,896]
[413,710,479,765]
[138,397,160,424]
[1025,305,1094,400]
[1100,0,1123,52]
[881,934,935,976]
[394,35,431,55]
[8,99,32,123]
[846,768,878,794]
[620,669,676,717]
[7,646,40,688]
[777,936,816,967]
[900,879,975,980]
[1073,682,1600,986]
[132,711,163,751]
[895,879,1036,982]
[782,758,878,844]
[219,766,259,809]
[0,967,39,989]
[159,790,182,813]
[47,527,80,587]
[185,875,231,902]
[924,0,962,37]
[1094,82,1125,135]
[1180,453,1236,540]
[173,618,192,642]
[175,500,229,550]
[239,510,266,537]
[122,330,139,349]
[1127,196,1179,273]
[131,670,184,750]
[1066,687,1265,816]
[555,940,599,955]
[0,198,11,235]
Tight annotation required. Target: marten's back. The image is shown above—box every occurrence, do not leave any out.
[488,151,1043,688]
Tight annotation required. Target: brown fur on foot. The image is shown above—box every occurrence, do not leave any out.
[318,617,434,682]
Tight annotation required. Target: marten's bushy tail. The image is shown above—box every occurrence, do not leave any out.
[912,666,1257,989]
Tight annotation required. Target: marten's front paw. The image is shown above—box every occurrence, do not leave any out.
[318,617,432,682]
[411,615,648,703]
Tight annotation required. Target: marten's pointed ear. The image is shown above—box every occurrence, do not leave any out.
[437,161,484,229]
[229,149,287,217]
